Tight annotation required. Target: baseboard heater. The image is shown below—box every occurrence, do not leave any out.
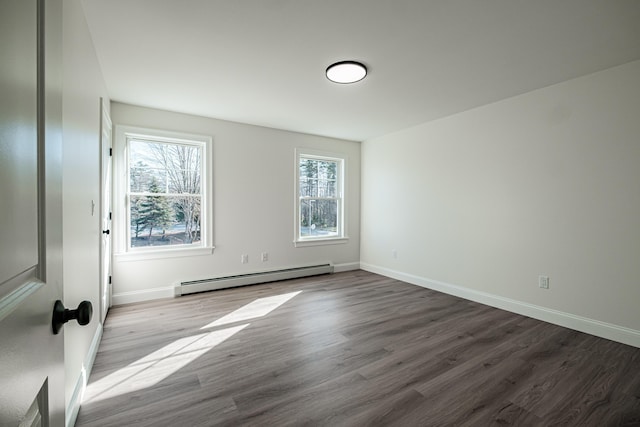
[175,263,334,296]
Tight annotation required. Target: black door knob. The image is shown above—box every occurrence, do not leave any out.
[52,300,93,335]
[102,229,110,235]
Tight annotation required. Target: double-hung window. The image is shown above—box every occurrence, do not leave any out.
[115,126,212,258]
[295,149,347,246]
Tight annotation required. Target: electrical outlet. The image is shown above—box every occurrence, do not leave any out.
[261,252,268,262]
[241,254,248,264]
[392,249,398,259]
[539,275,549,289]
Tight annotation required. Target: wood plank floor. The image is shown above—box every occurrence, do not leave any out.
[76,270,640,426]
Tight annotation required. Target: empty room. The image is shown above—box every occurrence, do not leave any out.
[1,0,639,426]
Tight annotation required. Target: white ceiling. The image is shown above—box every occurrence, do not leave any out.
[81,0,640,141]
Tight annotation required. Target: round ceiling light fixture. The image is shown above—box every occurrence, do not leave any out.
[326,61,367,84]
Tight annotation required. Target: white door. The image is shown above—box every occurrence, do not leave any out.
[100,100,113,323]
[0,0,66,425]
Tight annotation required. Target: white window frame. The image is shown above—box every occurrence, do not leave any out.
[114,125,214,261]
[294,148,348,247]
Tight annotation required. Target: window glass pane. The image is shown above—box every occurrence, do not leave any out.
[299,177,310,197]
[164,144,201,194]
[130,139,201,195]
[130,195,201,247]
[300,158,318,197]
[300,177,317,197]
[130,166,167,193]
[130,164,151,192]
[300,199,338,238]
[299,157,339,198]
[300,158,318,179]
[167,168,201,194]
[324,161,337,180]
[130,140,165,168]
[316,179,336,197]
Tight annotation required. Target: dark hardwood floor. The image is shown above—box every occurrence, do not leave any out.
[75,270,640,426]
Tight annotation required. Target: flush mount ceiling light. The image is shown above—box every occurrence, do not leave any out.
[326,61,367,84]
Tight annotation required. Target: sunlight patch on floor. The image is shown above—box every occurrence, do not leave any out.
[201,290,302,329]
[82,290,303,404]
[84,323,249,403]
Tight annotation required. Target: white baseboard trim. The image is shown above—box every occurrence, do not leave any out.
[112,286,174,305]
[66,323,103,427]
[360,263,640,348]
[334,262,361,273]
[113,262,361,305]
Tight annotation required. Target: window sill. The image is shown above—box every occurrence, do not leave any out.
[115,246,215,262]
[293,237,349,248]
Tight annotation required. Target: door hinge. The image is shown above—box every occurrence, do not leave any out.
[109,148,112,156]
[109,211,112,220]
[109,275,112,284]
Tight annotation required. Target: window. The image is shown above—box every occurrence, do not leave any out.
[115,126,213,258]
[295,149,347,246]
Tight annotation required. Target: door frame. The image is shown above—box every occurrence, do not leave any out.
[99,99,113,323]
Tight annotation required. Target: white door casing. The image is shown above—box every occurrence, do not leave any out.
[0,0,66,425]
[100,100,113,323]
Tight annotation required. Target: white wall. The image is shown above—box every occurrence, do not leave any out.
[62,0,110,424]
[110,102,361,302]
[361,60,640,346]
